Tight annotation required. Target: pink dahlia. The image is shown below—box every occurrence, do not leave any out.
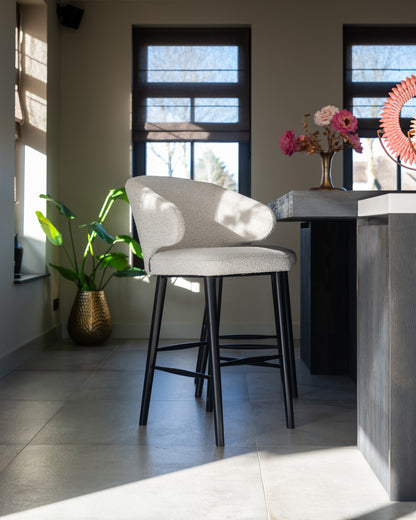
[347,133,363,153]
[332,109,358,135]
[313,105,339,126]
[280,129,297,156]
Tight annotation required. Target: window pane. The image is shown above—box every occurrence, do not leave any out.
[146,142,190,178]
[148,46,238,83]
[147,98,190,122]
[351,45,416,82]
[400,163,416,190]
[352,97,386,118]
[401,98,416,119]
[353,138,396,190]
[195,98,239,123]
[353,97,416,119]
[194,143,238,191]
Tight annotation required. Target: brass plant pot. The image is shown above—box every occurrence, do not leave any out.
[68,290,112,345]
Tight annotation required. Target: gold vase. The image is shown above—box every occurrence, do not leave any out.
[68,290,112,345]
[309,151,346,191]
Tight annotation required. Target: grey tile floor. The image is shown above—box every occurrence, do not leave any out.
[0,339,415,519]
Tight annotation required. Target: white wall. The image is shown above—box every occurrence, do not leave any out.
[57,0,416,339]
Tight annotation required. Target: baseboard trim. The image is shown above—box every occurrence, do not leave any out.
[0,328,60,378]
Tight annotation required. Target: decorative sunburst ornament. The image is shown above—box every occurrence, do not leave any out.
[379,75,416,167]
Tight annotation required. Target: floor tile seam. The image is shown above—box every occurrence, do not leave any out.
[0,398,68,403]
[86,369,144,373]
[93,346,125,371]
[256,442,359,449]
[0,368,99,375]
[245,382,262,452]
[64,368,119,400]
[255,447,272,519]
[300,398,357,405]
[0,400,69,473]
[24,400,68,446]
[28,442,260,448]
[57,397,255,403]
[240,365,262,450]
[15,368,105,373]
[0,444,30,479]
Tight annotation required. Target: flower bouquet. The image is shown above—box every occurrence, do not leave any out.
[280,105,363,189]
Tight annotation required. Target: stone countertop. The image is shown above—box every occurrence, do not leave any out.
[268,190,410,221]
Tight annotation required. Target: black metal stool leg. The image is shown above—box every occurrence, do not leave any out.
[195,308,208,398]
[139,275,167,425]
[272,272,294,429]
[282,271,298,398]
[195,307,207,374]
[204,276,224,447]
[195,277,223,399]
[205,355,213,412]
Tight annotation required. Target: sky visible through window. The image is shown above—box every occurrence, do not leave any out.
[351,45,416,118]
[351,44,416,190]
[147,46,238,83]
[145,45,240,190]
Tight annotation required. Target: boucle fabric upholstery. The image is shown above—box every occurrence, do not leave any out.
[125,176,296,275]
[150,246,297,276]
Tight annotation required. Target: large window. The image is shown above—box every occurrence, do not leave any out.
[132,27,251,195]
[344,25,416,191]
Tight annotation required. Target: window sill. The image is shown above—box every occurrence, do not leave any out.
[14,273,50,284]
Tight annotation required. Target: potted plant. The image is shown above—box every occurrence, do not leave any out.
[36,187,144,345]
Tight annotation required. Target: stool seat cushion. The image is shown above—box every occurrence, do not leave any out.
[150,245,297,276]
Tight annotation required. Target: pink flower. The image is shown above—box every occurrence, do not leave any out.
[280,130,297,156]
[332,109,358,135]
[313,105,339,126]
[347,133,363,153]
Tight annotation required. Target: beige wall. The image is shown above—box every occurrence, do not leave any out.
[58,0,416,339]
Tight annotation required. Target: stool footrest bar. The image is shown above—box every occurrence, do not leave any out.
[154,365,210,379]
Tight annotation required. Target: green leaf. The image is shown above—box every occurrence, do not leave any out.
[114,267,146,278]
[36,211,63,246]
[82,222,114,244]
[98,252,128,271]
[109,188,129,203]
[79,274,96,291]
[114,235,143,258]
[40,194,76,219]
[49,263,79,282]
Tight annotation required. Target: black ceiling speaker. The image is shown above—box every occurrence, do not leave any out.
[56,3,84,29]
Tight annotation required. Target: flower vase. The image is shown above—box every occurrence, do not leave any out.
[309,152,346,191]
[67,290,112,345]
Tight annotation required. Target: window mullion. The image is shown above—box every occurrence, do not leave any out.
[191,96,195,123]
[190,142,195,180]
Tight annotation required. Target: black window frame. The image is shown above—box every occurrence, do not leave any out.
[343,25,416,190]
[131,26,251,196]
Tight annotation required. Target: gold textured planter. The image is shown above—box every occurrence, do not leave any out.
[68,290,112,345]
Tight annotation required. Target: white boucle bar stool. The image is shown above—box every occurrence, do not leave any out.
[126,175,297,447]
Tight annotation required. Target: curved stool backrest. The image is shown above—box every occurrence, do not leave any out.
[126,176,275,273]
